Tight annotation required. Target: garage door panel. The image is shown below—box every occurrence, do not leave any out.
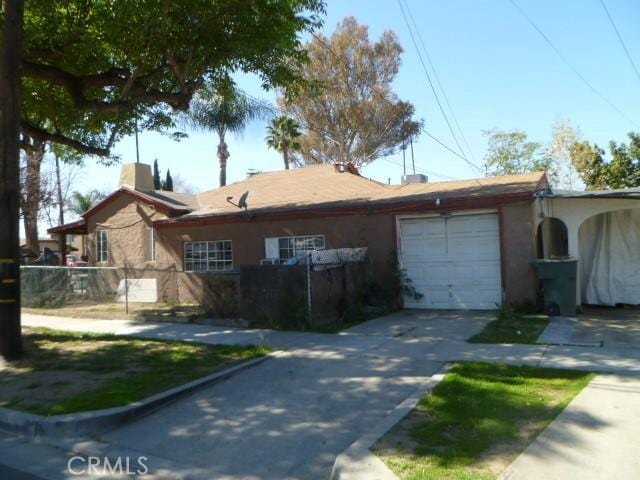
[475,215,500,232]
[400,213,501,310]
[424,218,446,237]
[424,262,449,286]
[475,261,501,282]
[400,220,426,237]
[423,288,450,309]
[403,263,425,285]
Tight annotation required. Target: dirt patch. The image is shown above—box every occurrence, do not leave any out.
[1,327,268,415]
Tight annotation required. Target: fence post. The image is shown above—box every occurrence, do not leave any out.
[307,252,312,326]
[124,263,129,314]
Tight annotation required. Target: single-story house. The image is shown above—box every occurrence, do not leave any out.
[50,162,552,310]
[535,188,640,307]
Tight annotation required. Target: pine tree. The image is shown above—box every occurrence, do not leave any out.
[153,159,162,190]
[163,169,174,192]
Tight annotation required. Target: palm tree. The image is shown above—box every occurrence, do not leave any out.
[181,80,272,187]
[265,116,302,170]
[69,190,106,217]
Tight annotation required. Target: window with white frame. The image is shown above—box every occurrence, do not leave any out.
[97,230,108,262]
[145,228,156,262]
[184,240,233,272]
[264,235,325,261]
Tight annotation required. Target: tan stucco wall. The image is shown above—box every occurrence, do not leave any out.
[155,212,397,283]
[86,195,167,268]
[156,204,539,305]
[82,195,539,305]
[501,202,538,305]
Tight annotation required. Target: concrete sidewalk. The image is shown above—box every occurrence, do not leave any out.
[502,374,640,480]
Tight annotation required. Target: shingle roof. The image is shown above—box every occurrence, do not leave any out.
[190,164,389,217]
[140,189,200,210]
[372,171,548,204]
[175,165,546,220]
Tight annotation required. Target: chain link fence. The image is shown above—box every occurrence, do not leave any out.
[20,247,372,326]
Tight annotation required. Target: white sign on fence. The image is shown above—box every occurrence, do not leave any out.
[117,279,158,303]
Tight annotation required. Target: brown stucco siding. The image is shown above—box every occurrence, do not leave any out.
[86,195,167,268]
[500,202,537,304]
[154,212,397,282]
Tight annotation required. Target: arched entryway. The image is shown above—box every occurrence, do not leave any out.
[579,208,640,306]
[536,217,568,259]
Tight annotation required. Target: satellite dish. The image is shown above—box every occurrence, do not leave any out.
[238,191,249,210]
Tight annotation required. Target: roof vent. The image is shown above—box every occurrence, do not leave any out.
[402,173,428,184]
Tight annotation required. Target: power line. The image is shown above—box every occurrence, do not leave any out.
[397,0,483,177]
[509,0,639,128]
[381,157,459,181]
[401,0,478,165]
[599,0,640,88]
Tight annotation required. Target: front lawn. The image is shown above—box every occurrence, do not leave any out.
[0,328,270,415]
[375,362,594,480]
[468,309,549,344]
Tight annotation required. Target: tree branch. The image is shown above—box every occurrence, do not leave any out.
[21,120,112,157]
[22,61,194,113]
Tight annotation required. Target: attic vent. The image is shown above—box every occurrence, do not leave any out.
[402,174,428,184]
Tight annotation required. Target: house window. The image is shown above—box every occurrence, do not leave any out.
[145,228,156,262]
[265,235,325,261]
[97,230,108,262]
[184,240,233,272]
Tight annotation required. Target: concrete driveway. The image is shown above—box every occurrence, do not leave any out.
[10,309,640,479]
[574,307,640,349]
[99,330,448,479]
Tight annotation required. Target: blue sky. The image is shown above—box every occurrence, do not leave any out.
[79,0,640,195]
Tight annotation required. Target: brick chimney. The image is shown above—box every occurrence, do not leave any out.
[119,163,155,191]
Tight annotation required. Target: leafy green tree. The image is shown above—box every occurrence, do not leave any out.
[153,160,162,190]
[3,0,325,359]
[483,129,553,177]
[571,133,640,190]
[266,116,302,170]
[280,17,422,167]
[18,0,325,157]
[181,80,272,186]
[69,190,107,217]
[163,169,174,192]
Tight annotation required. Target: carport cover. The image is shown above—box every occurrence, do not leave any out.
[579,209,640,305]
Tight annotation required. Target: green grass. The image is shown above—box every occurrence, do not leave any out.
[467,307,549,344]
[1,328,270,415]
[376,362,594,480]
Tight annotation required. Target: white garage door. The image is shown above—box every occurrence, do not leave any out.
[399,213,502,310]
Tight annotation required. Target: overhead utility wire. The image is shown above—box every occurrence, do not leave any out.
[509,0,639,128]
[401,0,478,165]
[381,157,459,181]
[599,0,640,87]
[397,0,483,176]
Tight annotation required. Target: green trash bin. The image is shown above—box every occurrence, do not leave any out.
[531,258,578,316]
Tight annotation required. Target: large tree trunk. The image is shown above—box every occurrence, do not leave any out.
[0,0,24,360]
[283,147,290,170]
[22,144,44,256]
[218,137,229,187]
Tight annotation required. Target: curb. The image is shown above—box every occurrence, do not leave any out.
[330,364,451,480]
[0,353,274,439]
